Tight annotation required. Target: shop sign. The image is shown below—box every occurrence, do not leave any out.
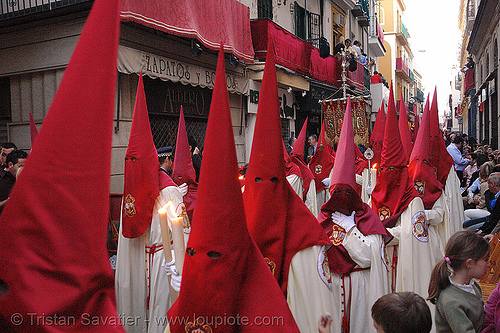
[118,46,248,95]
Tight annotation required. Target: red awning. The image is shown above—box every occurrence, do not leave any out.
[251,19,311,76]
[251,19,341,87]
[464,68,474,93]
[120,0,254,62]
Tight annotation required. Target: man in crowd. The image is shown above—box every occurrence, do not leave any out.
[158,146,174,177]
[0,142,17,171]
[477,172,500,240]
[0,149,27,213]
[307,134,318,162]
[446,135,470,182]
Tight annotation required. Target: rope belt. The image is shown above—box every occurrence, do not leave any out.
[341,267,369,333]
[145,244,164,310]
[391,245,398,293]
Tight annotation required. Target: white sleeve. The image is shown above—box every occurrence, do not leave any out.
[342,227,376,268]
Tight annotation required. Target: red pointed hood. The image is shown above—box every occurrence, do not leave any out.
[371,85,419,227]
[0,0,123,331]
[409,96,443,209]
[330,98,357,190]
[413,109,420,143]
[319,98,388,274]
[398,92,413,161]
[29,112,39,147]
[172,106,198,222]
[122,74,161,238]
[318,119,334,156]
[244,41,330,294]
[290,117,308,161]
[283,140,301,178]
[369,103,386,168]
[309,121,335,192]
[172,107,197,186]
[168,46,300,333]
[429,88,454,185]
[290,118,314,198]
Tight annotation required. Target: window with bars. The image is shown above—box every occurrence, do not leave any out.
[294,2,321,46]
[258,0,273,20]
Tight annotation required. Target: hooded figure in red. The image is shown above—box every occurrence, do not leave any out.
[29,112,39,147]
[168,45,300,333]
[408,97,443,209]
[172,106,198,222]
[122,73,161,239]
[369,103,386,168]
[398,92,413,161]
[0,0,124,331]
[371,85,419,228]
[290,118,315,200]
[429,88,453,186]
[243,41,330,294]
[318,97,389,333]
[309,120,335,193]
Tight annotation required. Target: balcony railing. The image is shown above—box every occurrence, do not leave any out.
[0,0,91,20]
[377,21,384,44]
[396,58,409,74]
[400,22,408,40]
[416,88,424,102]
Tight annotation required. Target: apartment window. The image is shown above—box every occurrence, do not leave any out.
[495,39,498,69]
[294,1,321,43]
[258,0,273,20]
[331,4,345,47]
[487,53,490,76]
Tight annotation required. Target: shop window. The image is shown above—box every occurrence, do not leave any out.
[258,0,273,20]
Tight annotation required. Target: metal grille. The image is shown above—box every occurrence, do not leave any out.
[281,118,290,143]
[149,114,207,151]
[1,0,91,20]
[308,12,321,48]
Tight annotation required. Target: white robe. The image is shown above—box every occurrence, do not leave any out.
[287,245,339,333]
[287,174,303,199]
[386,197,443,296]
[360,168,376,205]
[116,186,185,333]
[316,188,330,213]
[304,180,319,218]
[441,167,465,242]
[335,228,388,333]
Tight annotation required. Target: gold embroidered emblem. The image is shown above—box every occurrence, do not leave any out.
[414,180,426,196]
[317,247,333,290]
[185,318,213,333]
[264,257,276,275]
[179,204,191,234]
[329,223,346,246]
[315,164,323,174]
[412,211,429,242]
[124,194,137,217]
[378,207,391,221]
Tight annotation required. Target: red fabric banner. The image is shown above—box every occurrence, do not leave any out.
[252,19,311,76]
[347,61,365,90]
[251,19,341,86]
[120,0,254,61]
[464,67,474,93]
[323,100,369,146]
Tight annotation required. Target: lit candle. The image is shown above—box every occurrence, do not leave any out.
[170,215,185,275]
[158,207,172,262]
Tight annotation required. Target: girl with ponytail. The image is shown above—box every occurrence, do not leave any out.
[428,230,490,332]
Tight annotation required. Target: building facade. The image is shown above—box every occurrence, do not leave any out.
[466,0,499,148]
[0,0,387,192]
